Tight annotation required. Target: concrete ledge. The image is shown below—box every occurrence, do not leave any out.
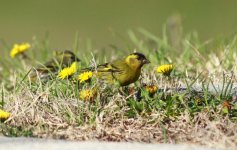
[0,136,222,150]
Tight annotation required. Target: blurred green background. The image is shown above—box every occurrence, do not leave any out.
[1,0,237,51]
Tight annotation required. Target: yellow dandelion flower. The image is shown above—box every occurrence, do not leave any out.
[157,64,173,76]
[58,62,77,79]
[144,85,158,94]
[145,85,158,93]
[0,109,10,120]
[79,88,97,101]
[10,43,31,58]
[78,71,93,83]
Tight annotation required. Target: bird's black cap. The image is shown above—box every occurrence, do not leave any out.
[132,52,150,64]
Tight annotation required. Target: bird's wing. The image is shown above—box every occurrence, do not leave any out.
[97,59,126,73]
[80,59,125,73]
[44,59,59,68]
[97,63,119,72]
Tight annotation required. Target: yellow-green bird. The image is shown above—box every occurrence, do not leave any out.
[30,50,80,81]
[83,52,150,86]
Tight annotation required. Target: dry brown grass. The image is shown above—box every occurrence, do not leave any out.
[2,77,237,150]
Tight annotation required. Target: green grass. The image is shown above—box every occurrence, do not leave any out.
[0,27,237,149]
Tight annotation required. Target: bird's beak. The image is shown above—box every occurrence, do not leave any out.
[143,59,150,64]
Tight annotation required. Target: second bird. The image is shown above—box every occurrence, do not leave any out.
[30,50,80,81]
